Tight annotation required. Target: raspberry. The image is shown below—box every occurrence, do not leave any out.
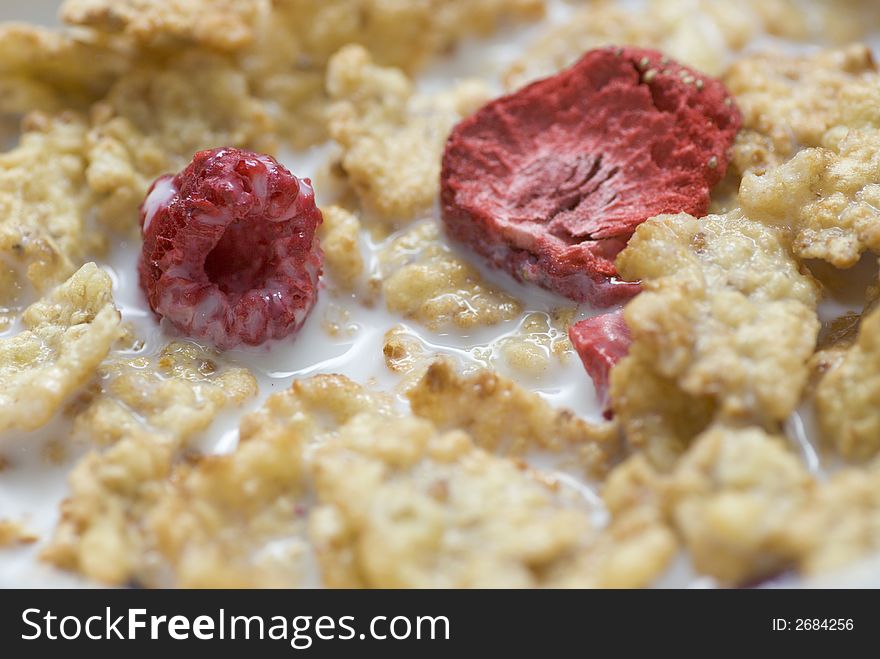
[138,147,323,350]
[568,311,631,418]
[441,46,741,306]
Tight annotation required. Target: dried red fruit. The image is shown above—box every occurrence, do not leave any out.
[569,311,631,418]
[138,147,323,349]
[441,46,741,306]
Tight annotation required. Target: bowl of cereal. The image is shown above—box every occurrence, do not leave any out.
[2,0,880,590]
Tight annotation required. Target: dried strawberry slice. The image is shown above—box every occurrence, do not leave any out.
[569,311,631,418]
[138,147,323,349]
[441,46,741,306]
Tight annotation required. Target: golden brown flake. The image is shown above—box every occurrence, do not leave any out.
[44,344,258,584]
[815,305,880,460]
[505,0,820,89]
[380,222,521,329]
[496,310,575,376]
[787,459,880,576]
[740,127,880,268]
[327,45,490,223]
[0,520,38,547]
[86,51,276,232]
[274,0,545,73]
[319,205,365,292]
[310,411,669,588]
[409,360,615,467]
[0,263,120,433]
[725,45,878,176]
[71,341,257,446]
[0,113,98,293]
[611,212,820,469]
[665,425,812,585]
[61,0,264,52]
[0,23,128,115]
[143,414,310,588]
[45,374,383,586]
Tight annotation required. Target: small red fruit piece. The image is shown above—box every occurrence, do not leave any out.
[441,46,741,306]
[569,311,631,418]
[138,147,323,349]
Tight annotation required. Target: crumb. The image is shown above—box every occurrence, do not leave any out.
[42,438,68,465]
[0,520,38,547]
[322,304,356,338]
[383,325,429,374]
[497,311,575,375]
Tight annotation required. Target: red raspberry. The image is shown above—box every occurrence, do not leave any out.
[441,46,741,306]
[569,311,631,418]
[138,148,323,349]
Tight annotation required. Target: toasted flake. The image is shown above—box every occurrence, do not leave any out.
[0,520,38,546]
[787,459,880,576]
[815,306,880,460]
[0,113,98,293]
[43,433,174,584]
[86,51,276,232]
[44,344,258,584]
[274,0,544,73]
[98,52,275,160]
[725,45,878,175]
[380,221,521,329]
[327,45,490,223]
[409,360,615,464]
[505,0,820,89]
[0,264,120,433]
[0,23,128,115]
[46,375,383,586]
[740,128,880,268]
[665,426,812,585]
[610,212,819,468]
[61,0,264,52]
[319,205,365,292]
[71,341,258,446]
[176,378,390,584]
[143,413,309,588]
[310,411,668,588]
[240,374,394,445]
[608,354,714,470]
